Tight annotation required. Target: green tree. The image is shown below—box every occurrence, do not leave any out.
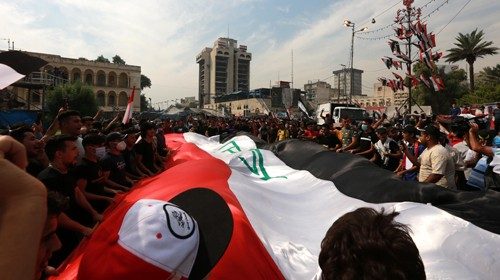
[45,82,98,120]
[460,64,500,105]
[412,62,468,113]
[141,74,152,90]
[112,55,126,65]
[476,64,500,86]
[95,55,110,63]
[445,29,499,92]
[459,84,500,105]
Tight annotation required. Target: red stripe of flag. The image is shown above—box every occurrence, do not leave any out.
[52,133,284,280]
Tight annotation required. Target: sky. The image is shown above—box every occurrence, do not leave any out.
[1,0,499,107]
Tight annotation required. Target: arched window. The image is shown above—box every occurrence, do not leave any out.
[71,68,81,82]
[108,91,116,107]
[108,72,117,87]
[118,91,128,106]
[83,69,94,85]
[96,71,106,86]
[118,73,128,88]
[96,91,105,106]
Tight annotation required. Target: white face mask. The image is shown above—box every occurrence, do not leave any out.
[95,147,107,159]
[116,141,127,151]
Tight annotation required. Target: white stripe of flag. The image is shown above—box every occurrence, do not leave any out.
[184,132,500,280]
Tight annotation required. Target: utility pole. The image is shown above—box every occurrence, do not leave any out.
[342,64,347,102]
[350,23,355,104]
[406,4,412,113]
[378,0,442,115]
[344,20,367,104]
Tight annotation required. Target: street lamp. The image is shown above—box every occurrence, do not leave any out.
[344,19,367,103]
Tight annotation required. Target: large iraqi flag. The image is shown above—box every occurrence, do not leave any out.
[53,132,500,280]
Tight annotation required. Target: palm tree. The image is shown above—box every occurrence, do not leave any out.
[445,29,498,92]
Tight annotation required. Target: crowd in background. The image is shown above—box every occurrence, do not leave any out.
[0,102,499,279]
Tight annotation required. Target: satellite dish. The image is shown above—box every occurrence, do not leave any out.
[372,18,376,24]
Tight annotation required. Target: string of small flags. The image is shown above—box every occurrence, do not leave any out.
[377,0,446,93]
[355,0,450,40]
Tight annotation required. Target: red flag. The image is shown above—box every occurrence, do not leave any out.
[52,134,285,280]
[392,72,404,82]
[122,86,136,124]
[382,57,393,69]
[393,60,403,70]
[420,74,431,89]
[431,76,445,91]
[408,75,420,88]
[432,51,443,61]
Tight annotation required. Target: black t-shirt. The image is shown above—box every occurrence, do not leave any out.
[317,134,341,149]
[37,167,82,220]
[156,132,168,157]
[122,148,141,176]
[134,139,157,173]
[101,153,131,187]
[268,127,278,142]
[72,158,104,195]
[26,158,45,177]
[358,131,379,151]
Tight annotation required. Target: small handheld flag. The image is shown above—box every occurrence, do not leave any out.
[122,86,136,124]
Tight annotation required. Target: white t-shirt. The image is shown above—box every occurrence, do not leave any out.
[76,136,85,163]
[418,144,456,189]
[491,148,500,175]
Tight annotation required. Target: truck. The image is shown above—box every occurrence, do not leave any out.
[316,103,367,125]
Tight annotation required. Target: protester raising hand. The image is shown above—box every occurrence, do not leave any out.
[0,135,47,280]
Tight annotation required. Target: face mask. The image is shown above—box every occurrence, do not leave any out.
[361,124,368,131]
[116,141,127,151]
[95,147,106,159]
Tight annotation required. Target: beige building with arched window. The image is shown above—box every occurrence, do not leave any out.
[353,82,408,109]
[11,51,141,112]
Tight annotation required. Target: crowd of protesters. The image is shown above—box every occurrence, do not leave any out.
[1,108,169,278]
[0,102,499,279]
[176,102,499,191]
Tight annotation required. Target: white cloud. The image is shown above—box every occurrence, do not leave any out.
[276,5,290,14]
[252,0,500,95]
[1,0,499,104]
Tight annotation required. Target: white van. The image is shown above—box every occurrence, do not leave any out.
[316,103,367,125]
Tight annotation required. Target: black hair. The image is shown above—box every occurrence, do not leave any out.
[140,121,156,137]
[82,134,105,147]
[57,110,81,123]
[319,207,425,280]
[44,134,77,161]
[9,125,33,142]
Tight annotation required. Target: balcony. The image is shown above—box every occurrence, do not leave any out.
[13,72,68,88]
